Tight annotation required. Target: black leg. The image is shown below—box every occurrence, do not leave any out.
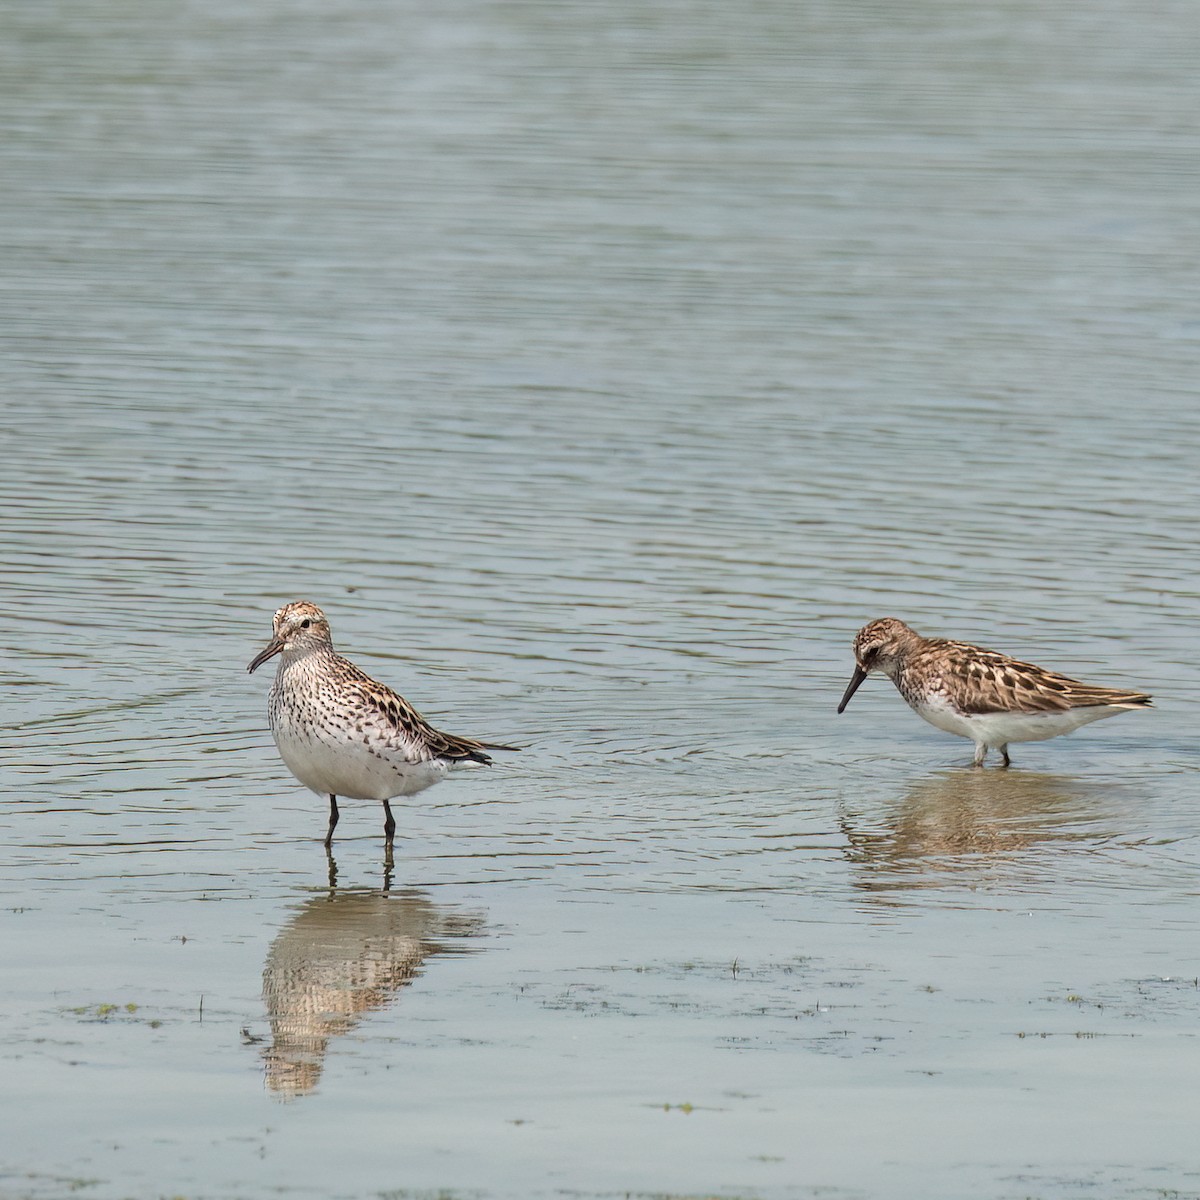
[999,745,1011,768]
[382,800,396,876]
[324,794,339,848]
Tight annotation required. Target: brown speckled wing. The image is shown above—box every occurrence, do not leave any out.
[350,676,517,765]
[936,641,1151,715]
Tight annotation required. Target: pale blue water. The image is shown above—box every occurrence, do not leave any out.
[2,1,1200,1197]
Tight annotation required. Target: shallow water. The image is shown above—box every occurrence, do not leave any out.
[3,0,1200,1197]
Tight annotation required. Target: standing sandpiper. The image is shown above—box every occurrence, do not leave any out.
[837,617,1152,767]
[248,601,518,849]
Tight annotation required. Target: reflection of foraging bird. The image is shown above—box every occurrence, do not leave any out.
[837,618,1152,767]
[248,601,518,848]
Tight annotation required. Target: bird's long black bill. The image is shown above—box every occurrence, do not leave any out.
[247,638,284,674]
[837,666,868,713]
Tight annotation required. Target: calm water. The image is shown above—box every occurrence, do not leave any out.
[2,0,1199,1197]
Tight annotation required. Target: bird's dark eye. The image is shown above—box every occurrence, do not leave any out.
[300,619,311,629]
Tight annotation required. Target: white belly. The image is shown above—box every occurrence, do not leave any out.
[272,724,449,800]
[913,697,1124,747]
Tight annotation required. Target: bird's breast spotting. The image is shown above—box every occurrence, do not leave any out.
[268,677,449,800]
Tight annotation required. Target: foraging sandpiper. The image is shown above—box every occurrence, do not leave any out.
[837,617,1152,766]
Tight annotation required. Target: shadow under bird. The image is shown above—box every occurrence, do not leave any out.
[837,617,1152,767]
[248,601,518,848]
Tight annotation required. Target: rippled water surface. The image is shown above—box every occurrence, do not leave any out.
[3,1,1200,1197]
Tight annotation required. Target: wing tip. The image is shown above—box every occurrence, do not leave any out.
[455,740,522,766]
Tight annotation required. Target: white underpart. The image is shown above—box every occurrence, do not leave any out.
[272,724,451,801]
[912,693,1127,749]
[272,720,450,800]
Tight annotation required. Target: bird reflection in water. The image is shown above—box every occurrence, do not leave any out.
[260,862,485,1099]
[840,769,1117,897]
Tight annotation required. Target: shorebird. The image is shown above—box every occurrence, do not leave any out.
[837,617,1152,766]
[248,601,517,848]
